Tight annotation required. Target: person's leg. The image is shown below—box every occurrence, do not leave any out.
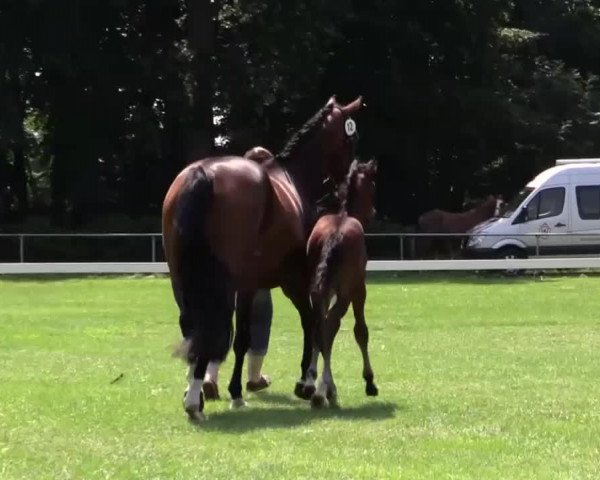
[247,288,273,391]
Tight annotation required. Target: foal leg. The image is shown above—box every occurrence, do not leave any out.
[311,299,348,408]
[303,346,320,398]
[352,283,378,397]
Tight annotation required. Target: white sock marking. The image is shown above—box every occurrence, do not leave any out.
[184,364,203,410]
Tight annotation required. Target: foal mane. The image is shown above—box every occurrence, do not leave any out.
[338,159,361,214]
[275,104,333,164]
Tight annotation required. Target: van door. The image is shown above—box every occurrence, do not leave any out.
[515,186,569,255]
[571,183,600,254]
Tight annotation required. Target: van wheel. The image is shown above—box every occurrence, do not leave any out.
[496,247,527,276]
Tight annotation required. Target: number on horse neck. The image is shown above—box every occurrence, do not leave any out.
[274,97,362,209]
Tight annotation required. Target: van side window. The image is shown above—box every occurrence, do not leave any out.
[525,187,565,221]
[576,185,600,220]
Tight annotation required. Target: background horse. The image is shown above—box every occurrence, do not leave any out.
[162,95,362,421]
[306,159,379,408]
[417,194,503,258]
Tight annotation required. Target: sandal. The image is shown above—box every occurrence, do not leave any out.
[246,375,271,392]
[202,380,220,400]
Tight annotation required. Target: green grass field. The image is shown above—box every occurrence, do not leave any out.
[2,273,600,479]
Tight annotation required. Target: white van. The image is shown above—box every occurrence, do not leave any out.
[463,159,600,259]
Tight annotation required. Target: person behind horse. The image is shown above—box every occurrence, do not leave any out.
[202,146,275,400]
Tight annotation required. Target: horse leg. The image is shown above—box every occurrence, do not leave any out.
[311,299,348,408]
[282,282,317,400]
[183,357,209,423]
[227,291,254,408]
[291,300,318,400]
[352,283,378,397]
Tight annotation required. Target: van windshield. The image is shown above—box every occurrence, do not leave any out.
[502,187,534,218]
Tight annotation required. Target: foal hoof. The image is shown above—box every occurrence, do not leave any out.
[310,394,327,409]
[230,397,248,409]
[294,382,312,400]
[366,383,379,397]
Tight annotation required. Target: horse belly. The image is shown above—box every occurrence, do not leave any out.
[236,205,306,290]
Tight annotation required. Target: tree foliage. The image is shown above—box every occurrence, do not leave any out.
[1,0,600,227]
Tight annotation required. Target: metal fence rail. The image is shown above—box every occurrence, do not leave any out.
[3,257,600,275]
[2,231,600,263]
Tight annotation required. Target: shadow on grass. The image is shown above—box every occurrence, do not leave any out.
[199,396,399,433]
[365,270,572,286]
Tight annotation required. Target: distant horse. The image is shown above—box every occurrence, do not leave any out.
[417,194,503,258]
[162,95,363,421]
[305,159,379,407]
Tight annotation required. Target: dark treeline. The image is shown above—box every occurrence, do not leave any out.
[1,0,600,230]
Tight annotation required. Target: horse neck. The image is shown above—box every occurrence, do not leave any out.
[346,199,368,227]
[283,139,329,208]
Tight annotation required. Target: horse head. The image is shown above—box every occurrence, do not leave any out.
[274,95,364,206]
[343,158,378,225]
[322,95,364,183]
[494,194,505,216]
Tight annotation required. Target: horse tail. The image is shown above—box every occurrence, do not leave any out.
[173,165,233,365]
[311,228,344,310]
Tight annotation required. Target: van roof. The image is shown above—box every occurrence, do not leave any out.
[528,162,600,189]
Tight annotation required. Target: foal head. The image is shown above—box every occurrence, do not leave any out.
[343,159,378,226]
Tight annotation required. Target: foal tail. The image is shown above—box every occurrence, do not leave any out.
[174,165,233,365]
[311,229,344,310]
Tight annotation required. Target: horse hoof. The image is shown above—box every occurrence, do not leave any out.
[230,398,248,409]
[310,394,327,409]
[184,405,207,423]
[294,382,311,400]
[303,384,316,399]
[366,383,379,397]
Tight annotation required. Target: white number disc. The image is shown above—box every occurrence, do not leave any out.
[345,118,357,136]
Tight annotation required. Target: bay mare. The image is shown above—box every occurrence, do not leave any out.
[162,95,363,421]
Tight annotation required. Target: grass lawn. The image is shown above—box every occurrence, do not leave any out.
[1,273,600,479]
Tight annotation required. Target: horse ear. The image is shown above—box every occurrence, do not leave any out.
[341,96,363,116]
[326,95,337,107]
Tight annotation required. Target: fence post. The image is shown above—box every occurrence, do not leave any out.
[399,235,404,260]
[151,235,156,262]
[19,235,24,263]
